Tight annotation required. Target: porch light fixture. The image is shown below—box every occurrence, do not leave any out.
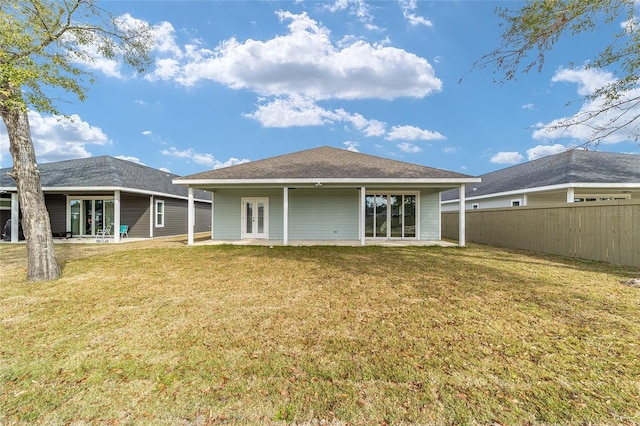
[315,182,323,187]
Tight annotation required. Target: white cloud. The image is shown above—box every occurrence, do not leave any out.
[534,89,640,144]
[490,152,524,164]
[326,0,378,29]
[115,155,145,165]
[526,144,567,160]
[159,167,172,173]
[343,141,360,152]
[161,147,249,170]
[65,13,154,79]
[385,125,445,141]
[245,95,387,137]
[442,146,459,154]
[398,0,433,27]
[0,111,110,165]
[397,142,422,153]
[551,67,616,96]
[522,103,535,110]
[142,130,152,136]
[214,158,251,170]
[534,67,640,144]
[146,11,441,101]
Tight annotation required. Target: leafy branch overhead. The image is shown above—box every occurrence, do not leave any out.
[0,0,153,115]
[466,0,640,144]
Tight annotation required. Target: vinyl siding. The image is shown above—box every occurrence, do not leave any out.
[419,190,440,240]
[194,201,212,233]
[121,193,151,238]
[212,189,283,240]
[289,188,359,240]
[442,195,522,211]
[44,194,66,233]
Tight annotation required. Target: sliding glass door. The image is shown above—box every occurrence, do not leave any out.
[69,197,114,237]
[365,194,416,239]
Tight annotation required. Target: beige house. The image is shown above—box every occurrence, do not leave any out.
[442,150,640,211]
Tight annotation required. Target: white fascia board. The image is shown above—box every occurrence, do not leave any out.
[38,186,212,203]
[443,182,640,203]
[173,177,481,186]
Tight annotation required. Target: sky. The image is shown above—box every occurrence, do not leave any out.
[1,0,639,177]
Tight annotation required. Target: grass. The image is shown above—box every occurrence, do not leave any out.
[1,237,640,424]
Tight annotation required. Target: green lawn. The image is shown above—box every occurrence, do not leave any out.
[1,239,640,424]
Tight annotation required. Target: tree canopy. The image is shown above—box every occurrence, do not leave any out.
[470,0,640,144]
[1,0,152,115]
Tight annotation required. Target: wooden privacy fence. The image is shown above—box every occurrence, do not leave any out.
[442,200,640,269]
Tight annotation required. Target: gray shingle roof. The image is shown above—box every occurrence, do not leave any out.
[177,146,473,181]
[0,156,210,200]
[441,149,640,201]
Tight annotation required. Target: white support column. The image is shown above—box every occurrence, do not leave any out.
[360,187,366,246]
[114,190,121,243]
[283,187,289,246]
[211,192,216,240]
[523,193,528,207]
[459,184,466,247]
[567,187,575,203]
[188,187,195,245]
[10,192,19,243]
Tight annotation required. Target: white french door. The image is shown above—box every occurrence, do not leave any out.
[241,198,268,239]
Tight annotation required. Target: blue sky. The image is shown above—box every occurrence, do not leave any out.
[1,0,639,176]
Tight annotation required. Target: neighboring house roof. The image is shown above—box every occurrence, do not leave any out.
[442,149,640,202]
[0,156,210,201]
[176,146,478,186]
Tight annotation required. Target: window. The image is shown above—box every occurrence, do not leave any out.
[155,200,165,227]
[471,203,479,210]
[574,193,631,203]
[511,200,521,207]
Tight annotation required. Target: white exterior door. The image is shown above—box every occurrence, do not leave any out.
[241,198,268,239]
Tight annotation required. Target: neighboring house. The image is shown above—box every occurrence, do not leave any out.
[174,146,479,246]
[0,156,212,243]
[441,150,640,211]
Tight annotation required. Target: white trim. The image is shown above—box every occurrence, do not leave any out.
[173,177,481,186]
[155,199,165,228]
[442,182,640,204]
[0,185,213,203]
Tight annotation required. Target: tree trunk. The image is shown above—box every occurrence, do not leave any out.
[1,106,61,281]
